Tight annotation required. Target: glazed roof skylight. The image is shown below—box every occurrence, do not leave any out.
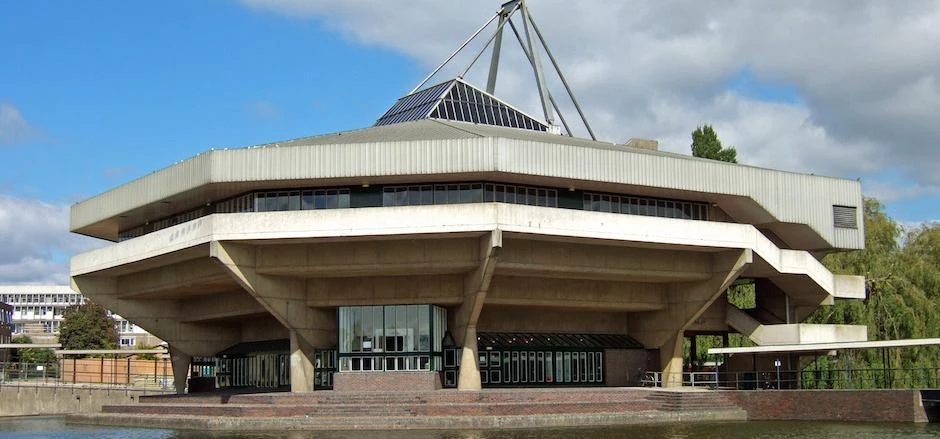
[375,78,549,132]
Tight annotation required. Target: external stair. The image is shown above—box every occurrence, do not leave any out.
[726,303,867,346]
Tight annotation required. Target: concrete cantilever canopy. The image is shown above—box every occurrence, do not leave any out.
[71,201,865,389]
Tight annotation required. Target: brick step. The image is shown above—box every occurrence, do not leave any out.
[645,391,739,412]
[229,389,655,406]
[407,401,661,416]
[102,404,309,417]
[71,407,750,432]
[103,399,666,419]
[139,394,235,404]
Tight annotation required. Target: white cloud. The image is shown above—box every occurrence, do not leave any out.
[0,102,39,145]
[239,0,940,197]
[0,194,106,285]
[862,180,940,204]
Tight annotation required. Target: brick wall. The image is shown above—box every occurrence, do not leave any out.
[721,390,929,423]
[333,371,442,392]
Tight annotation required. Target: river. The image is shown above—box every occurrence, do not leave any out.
[2,416,939,438]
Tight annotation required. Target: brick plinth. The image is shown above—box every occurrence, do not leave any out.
[333,371,442,392]
[720,389,929,423]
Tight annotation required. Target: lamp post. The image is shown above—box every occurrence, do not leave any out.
[774,358,782,389]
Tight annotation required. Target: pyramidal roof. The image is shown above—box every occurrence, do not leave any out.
[375,78,550,133]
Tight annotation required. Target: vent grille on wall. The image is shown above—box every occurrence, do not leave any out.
[833,205,858,229]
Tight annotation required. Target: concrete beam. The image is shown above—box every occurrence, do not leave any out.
[115,258,232,299]
[179,291,268,323]
[71,276,237,357]
[209,241,333,348]
[487,277,667,311]
[305,275,464,307]
[253,238,479,278]
[498,239,713,283]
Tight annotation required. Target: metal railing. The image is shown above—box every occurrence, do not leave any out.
[0,359,176,391]
[640,367,940,390]
[641,371,720,388]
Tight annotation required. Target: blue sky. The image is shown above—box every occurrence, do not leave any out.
[1,1,938,284]
[1,1,418,203]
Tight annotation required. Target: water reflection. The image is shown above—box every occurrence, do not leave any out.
[2,417,940,439]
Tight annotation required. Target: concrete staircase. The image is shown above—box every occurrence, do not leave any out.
[726,303,867,346]
[71,388,747,430]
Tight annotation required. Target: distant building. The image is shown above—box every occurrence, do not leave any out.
[0,285,162,348]
[0,302,12,362]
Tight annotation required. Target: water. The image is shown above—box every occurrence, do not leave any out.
[2,417,940,439]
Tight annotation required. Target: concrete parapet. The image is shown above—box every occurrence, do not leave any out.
[0,384,173,417]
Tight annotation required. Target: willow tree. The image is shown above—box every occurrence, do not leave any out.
[808,199,940,385]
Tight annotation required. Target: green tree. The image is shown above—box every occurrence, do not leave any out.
[10,334,56,364]
[691,125,738,163]
[805,199,940,385]
[58,302,119,354]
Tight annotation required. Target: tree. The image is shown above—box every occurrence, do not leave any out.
[691,125,738,163]
[10,334,56,364]
[58,302,119,354]
[805,199,940,385]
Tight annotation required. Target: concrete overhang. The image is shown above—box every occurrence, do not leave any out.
[71,203,859,302]
[69,120,864,251]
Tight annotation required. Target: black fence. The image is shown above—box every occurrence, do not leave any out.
[642,367,940,390]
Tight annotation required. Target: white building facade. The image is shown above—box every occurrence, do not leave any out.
[0,285,162,348]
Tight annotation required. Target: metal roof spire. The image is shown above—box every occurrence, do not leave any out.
[400,0,596,140]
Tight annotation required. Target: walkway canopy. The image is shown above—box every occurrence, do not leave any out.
[708,338,940,355]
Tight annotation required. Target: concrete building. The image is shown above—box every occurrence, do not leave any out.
[69,2,866,393]
[0,285,162,348]
[68,84,867,392]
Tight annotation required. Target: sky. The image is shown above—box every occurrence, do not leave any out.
[0,0,938,285]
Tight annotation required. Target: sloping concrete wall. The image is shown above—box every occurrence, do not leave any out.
[0,385,172,417]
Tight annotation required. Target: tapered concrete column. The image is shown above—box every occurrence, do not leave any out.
[169,346,192,394]
[659,333,684,388]
[453,230,501,391]
[290,330,315,393]
[211,241,334,392]
[630,249,752,386]
[458,325,481,390]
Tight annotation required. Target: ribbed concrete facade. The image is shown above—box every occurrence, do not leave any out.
[72,120,864,251]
